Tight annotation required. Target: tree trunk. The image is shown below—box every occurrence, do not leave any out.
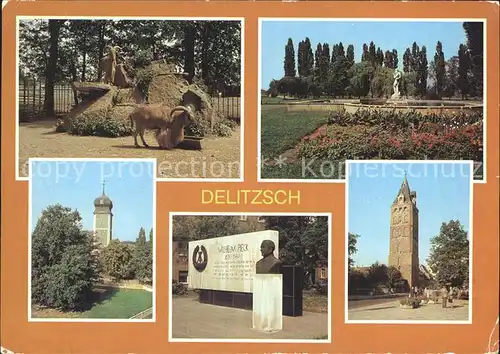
[97,22,106,81]
[81,52,87,82]
[70,58,78,105]
[201,22,211,87]
[183,23,196,83]
[81,27,88,82]
[43,20,62,118]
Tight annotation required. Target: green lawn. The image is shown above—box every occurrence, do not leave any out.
[32,286,153,319]
[260,108,333,179]
[83,288,152,319]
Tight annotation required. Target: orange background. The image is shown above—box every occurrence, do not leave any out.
[1,1,499,353]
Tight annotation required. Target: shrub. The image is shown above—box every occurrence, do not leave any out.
[212,119,235,137]
[135,67,154,101]
[172,280,188,296]
[185,115,236,138]
[69,114,132,137]
[400,297,421,308]
[373,285,387,295]
[185,113,211,137]
[100,240,135,281]
[314,279,328,295]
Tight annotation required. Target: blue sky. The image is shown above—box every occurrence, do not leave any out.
[260,20,468,89]
[347,162,471,267]
[31,160,155,242]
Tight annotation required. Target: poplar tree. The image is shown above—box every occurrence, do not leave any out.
[403,48,412,72]
[284,38,296,77]
[434,41,446,97]
[457,44,470,99]
[463,22,483,97]
[346,44,355,68]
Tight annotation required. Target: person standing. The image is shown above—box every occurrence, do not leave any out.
[441,286,448,308]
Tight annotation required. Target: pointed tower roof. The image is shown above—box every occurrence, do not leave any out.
[393,171,412,204]
[94,180,113,208]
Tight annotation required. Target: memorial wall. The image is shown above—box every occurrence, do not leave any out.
[188,230,279,293]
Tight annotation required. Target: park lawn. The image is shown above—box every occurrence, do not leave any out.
[303,292,328,313]
[260,108,338,179]
[83,288,152,319]
[260,108,330,161]
[32,287,153,319]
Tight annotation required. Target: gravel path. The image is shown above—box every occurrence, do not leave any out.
[18,120,241,179]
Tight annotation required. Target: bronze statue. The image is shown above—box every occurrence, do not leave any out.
[255,240,282,274]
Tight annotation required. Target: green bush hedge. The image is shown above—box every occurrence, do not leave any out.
[69,114,132,137]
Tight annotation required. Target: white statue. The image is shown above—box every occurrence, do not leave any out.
[391,69,402,99]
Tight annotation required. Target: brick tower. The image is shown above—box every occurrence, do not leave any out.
[388,173,419,289]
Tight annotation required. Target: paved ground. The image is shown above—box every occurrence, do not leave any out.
[171,297,329,340]
[348,298,469,321]
[18,120,241,179]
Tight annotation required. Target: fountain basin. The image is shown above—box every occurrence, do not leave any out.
[344,100,482,116]
[278,98,483,115]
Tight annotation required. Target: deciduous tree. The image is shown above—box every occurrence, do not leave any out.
[31,204,100,311]
[101,240,135,281]
[348,233,359,270]
[172,216,240,241]
[262,216,328,284]
[427,220,469,287]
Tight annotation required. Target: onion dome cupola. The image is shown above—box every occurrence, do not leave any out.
[94,181,113,209]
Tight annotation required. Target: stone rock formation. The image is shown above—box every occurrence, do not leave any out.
[62,60,224,137]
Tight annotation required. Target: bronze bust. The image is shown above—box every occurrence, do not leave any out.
[255,240,282,274]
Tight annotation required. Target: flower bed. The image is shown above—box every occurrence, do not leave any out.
[297,110,483,172]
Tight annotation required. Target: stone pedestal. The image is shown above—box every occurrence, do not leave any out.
[252,274,283,332]
[390,92,401,100]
